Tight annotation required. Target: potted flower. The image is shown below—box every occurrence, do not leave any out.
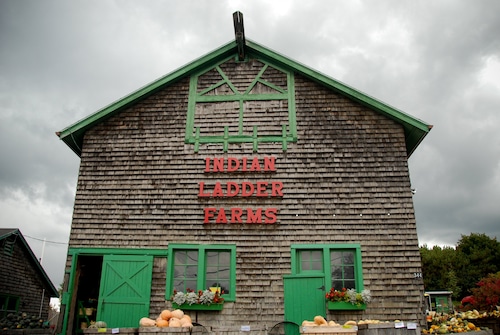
[171,288,225,311]
[325,287,371,310]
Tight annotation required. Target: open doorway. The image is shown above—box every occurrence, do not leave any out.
[72,255,103,332]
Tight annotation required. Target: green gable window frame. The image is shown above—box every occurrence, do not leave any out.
[166,244,236,302]
[185,55,297,153]
[291,244,364,291]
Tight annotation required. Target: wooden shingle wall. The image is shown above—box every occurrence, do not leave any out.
[0,237,53,318]
[68,59,425,329]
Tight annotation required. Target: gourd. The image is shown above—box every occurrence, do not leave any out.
[181,314,192,323]
[156,319,169,327]
[139,317,156,327]
[171,309,184,319]
[95,321,107,328]
[314,316,328,326]
[168,318,182,327]
[180,316,193,328]
[160,309,172,321]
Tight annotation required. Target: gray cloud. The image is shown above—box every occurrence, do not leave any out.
[1,0,499,287]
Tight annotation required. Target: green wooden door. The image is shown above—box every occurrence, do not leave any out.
[283,275,325,327]
[97,254,153,328]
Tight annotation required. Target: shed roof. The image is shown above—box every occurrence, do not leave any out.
[57,39,432,157]
[0,228,59,297]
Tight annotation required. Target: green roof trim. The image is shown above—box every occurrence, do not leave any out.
[57,39,431,157]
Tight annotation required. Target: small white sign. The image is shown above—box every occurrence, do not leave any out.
[241,325,251,331]
[407,323,417,330]
[112,328,120,333]
[394,322,405,328]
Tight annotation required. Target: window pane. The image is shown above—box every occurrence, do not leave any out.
[205,251,230,294]
[330,250,356,290]
[173,250,199,292]
[299,250,323,272]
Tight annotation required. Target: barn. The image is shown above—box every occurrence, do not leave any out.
[56,13,432,335]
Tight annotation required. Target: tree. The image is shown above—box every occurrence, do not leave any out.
[455,233,500,298]
[420,244,461,298]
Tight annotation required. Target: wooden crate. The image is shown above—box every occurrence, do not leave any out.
[83,328,138,334]
[357,322,419,335]
[301,326,358,335]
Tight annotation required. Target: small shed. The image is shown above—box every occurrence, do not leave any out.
[0,228,59,319]
[424,291,454,314]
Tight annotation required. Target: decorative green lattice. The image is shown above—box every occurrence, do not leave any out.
[185,56,297,152]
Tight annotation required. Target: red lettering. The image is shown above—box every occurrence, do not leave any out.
[212,182,224,197]
[198,182,211,197]
[227,157,240,172]
[241,182,254,196]
[213,157,224,172]
[226,182,239,197]
[264,208,278,223]
[205,157,211,172]
[264,156,276,171]
[242,157,248,172]
[204,207,216,223]
[271,181,283,196]
[256,181,268,197]
[231,207,243,223]
[246,208,262,223]
[216,208,228,223]
[250,157,261,171]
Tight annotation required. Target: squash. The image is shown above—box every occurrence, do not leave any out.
[169,318,182,327]
[95,321,107,328]
[301,321,316,327]
[328,320,340,326]
[156,319,169,328]
[344,321,357,326]
[160,309,172,321]
[139,317,156,327]
[181,316,193,328]
[314,316,327,326]
[171,309,184,319]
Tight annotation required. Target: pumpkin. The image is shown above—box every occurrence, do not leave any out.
[156,319,169,328]
[160,309,172,321]
[171,309,184,319]
[180,315,192,324]
[182,322,194,328]
[95,321,107,328]
[139,317,156,327]
[314,316,327,326]
[169,318,182,327]
[181,316,193,327]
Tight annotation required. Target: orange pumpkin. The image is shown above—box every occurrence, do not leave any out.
[156,319,169,328]
[160,309,172,321]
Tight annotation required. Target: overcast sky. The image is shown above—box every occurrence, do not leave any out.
[1,0,499,288]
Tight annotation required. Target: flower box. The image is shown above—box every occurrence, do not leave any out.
[172,302,223,311]
[327,301,366,310]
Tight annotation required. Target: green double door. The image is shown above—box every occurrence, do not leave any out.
[283,275,326,326]
[97,255,153,328]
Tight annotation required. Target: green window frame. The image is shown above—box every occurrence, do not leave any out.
[166,244,236,302]
[291,244,364,291]
[0,294,20,317]
[184,56,297,153]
